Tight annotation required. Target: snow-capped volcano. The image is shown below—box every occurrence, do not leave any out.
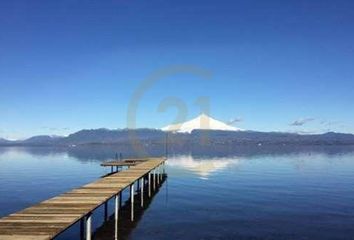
[162,114,242,133]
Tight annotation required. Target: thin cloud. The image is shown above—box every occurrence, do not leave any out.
[290,118,315,126]
[41,126,70,131]
[320,120,340,126]
[295,130,319,135]
[228,117,243,125]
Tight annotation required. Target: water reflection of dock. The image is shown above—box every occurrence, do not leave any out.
[0,158,167,240]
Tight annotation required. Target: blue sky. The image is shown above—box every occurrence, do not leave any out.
[1,0,354,139]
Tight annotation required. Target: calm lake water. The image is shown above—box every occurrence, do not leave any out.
[1,146,354,240]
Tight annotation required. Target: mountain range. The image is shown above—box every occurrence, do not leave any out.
[1,129,354,147]
[1,115,354,147]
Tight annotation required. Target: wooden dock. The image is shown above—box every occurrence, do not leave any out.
[0,158,166,240]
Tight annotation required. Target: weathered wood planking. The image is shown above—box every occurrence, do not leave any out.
[100,162,136,167]
[101,158,150,167]
[0,158,165,240]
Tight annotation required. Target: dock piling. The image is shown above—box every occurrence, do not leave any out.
[141,178,144,207]
[130,183,135,221]
[148,172,151,197]
[115,194,120,240]
[153,169,156,191]
[86,213,92,240]
[119,191,122,208]
[80,219,85,240]
[104,202,108,221]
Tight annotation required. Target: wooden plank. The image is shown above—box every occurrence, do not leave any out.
[1,216,78,221]
[101,162,136,167]
[49,196,109,200]
[0,229,57,235]
[10,214,81,217]
[0,219,75,224]
[82,184,126,189]
[0,235,50,240]
[69,189,117,194]
[0,222,61,226]
[19,209,89,214]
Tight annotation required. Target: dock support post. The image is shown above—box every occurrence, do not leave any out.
[160,164,163,181]
[130,183,135,221]
[119,192,122,207]
[148,172,151,197]
[141,178,144,207]
[104,202,108,221]
[86,213,92,240]
[137,178,140,191]
[153,169,156,191]
[80,218,85,240]
[115,194,120,240]
[158,165,160,183]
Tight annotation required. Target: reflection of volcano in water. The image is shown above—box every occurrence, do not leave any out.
[168,156,239,179]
